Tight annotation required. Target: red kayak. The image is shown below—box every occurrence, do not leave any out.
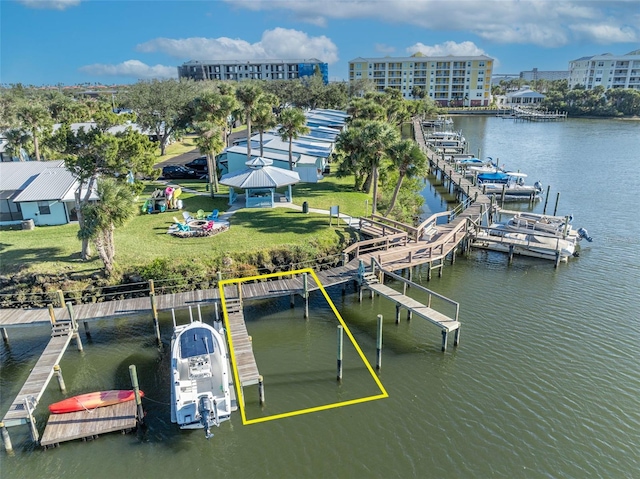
[48,389,144,414]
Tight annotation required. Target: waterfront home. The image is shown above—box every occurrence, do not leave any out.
[0,161,97,226]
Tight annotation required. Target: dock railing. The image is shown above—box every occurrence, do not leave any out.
[369,257,460,323]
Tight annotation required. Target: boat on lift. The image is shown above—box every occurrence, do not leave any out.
[170,319,232,439]
[477,171,543,200]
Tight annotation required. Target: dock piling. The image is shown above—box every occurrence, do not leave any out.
[188,305,193,323]
[258,376,265,405]
[1,328,7,342]
[454,327,461,347]
[441,330,449,352]
[197,304,203,322]
[151,294,160,345]
[128,365,145,425]
[56,290,65,308]
[376,314,383,370]
[303,273,309,319]
[553,192,561,216]
[395,304,401,324]
[53,364,66,392]
[1,423,12,454]
[337,325,343,380]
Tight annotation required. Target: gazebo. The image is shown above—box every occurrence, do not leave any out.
[219,157,301,208]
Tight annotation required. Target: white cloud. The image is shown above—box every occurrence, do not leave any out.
[79,60,177,80]
[407,41,487,57]
[136,28,339,64]
[223,0,640,48]
[17,0,80,10]
[375,44,396,54]
[570,23,638,44]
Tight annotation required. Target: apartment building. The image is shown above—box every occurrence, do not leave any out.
[519,68,569,81]
[568,50,640,90]
[178,59,329,84]
[348,53,494,106]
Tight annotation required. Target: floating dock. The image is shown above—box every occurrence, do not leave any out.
[40,400,138,448]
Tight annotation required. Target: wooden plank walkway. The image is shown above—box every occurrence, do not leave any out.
[2,329,74,427]
[40,400,137,447]
[223,299,260,387]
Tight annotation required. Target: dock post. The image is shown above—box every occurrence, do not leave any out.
[1,328,8,342]
[128,365,145,425]
[441,330,448,352]
[376,314,383,370]
[83,321,91,337]
[290,293,295,308]
[258,376,265,405]
[216,271,222,285]
[56,290,65,308]
[358,285,363,302]
[25,397,39,443]
[151,294,161,345]
[149,280,160,342]
[553,192,560,216]
[303,273,309,319]
[197,304,203,322]
[66,301,77,331]
[214,302,220,321]
[188,305,194,323]
[53,364,66,392]
[454,327,461,347]
[508,244,514,264]
[426,263,431,281]
[337,325,343,381]
[1,423,12,454]
[554,250,561,268]
[451,248,456,265]
[48,304,56,325]
[395,304,401,324]
[66,302,83,351]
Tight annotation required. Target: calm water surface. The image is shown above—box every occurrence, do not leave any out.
[2,117,639,478]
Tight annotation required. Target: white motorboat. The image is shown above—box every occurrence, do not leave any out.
[500,211,592,242]
[171,320,232,438]
[474,224,578,262]
[477,171,543,200]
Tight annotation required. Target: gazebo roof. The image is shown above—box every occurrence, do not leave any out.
[220,157,300,189]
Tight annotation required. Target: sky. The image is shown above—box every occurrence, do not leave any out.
[1,0,639,86]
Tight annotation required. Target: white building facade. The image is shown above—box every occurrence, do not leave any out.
[348,53,494,105]
[568,50,640,90]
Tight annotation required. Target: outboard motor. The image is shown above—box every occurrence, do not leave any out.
[577,227,593,242]
[534,181,543,192]
[199,395,215,439]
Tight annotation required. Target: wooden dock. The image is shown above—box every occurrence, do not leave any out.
[40,400,138,447]
[223,298,260,387]
[359,269,460,351]
[2,323,74,428]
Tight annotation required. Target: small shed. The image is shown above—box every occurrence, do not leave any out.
[219,157,300,208]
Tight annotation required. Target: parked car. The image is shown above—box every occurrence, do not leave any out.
[161,165,201,179]
[185,156,209,173]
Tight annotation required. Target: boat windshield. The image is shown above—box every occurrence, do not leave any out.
[180,327,215,358]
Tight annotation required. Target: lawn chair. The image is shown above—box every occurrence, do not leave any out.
[182,211,194,222]
[196,209,206,220]
[176,223,191,232]
[207,209,219,221]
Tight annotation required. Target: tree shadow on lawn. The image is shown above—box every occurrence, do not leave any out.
[0,246,85,274]
[232,209,328,235]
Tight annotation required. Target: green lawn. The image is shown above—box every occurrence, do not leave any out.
[155,136,198,163]
[0,175,368,277]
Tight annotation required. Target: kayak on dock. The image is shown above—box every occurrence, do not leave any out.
[48,389,144,414]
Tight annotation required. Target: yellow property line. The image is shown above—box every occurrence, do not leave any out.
[219,268,388,425]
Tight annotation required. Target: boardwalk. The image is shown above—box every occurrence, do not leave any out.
[2,324,74,427]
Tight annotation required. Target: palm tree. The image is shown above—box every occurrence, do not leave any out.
[235,83,263,162]
[359,121,400,215]
[384,140,427,216]
[277,107,310,170]
[252,93,279,157]
[192,91,237,194]
[193,121,224,194]
[3,128,31,161]
[78,178,136,275]
[16,100,51,161]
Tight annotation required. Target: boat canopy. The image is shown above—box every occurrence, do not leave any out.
[180,327,215,358]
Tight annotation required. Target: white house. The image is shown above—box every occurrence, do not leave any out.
[0,161,97,226]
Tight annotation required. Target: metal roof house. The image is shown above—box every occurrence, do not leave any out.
[0,161,97,226]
